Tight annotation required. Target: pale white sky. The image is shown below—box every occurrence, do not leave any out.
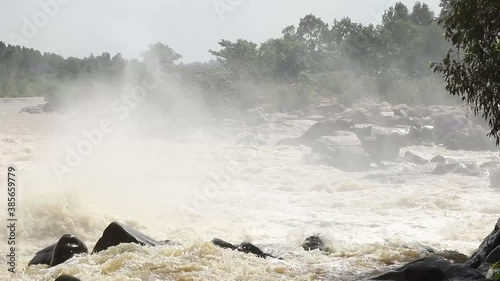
[0,0,441,62]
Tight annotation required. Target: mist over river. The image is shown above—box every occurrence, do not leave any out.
[1,97,500,281]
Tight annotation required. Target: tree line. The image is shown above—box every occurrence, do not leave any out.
[0,2,453,111]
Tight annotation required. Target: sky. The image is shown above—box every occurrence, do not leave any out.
[0,0,441,62]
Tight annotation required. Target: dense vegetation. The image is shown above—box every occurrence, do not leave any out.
[432,0,500,142]
[0,2,453,112]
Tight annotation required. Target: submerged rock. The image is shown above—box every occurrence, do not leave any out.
[371,256,484,281]
[309,131,372,172]
[404,151,429,165]
[302,235,325,251]
[211,238,280,259]
[433,163,470,175]
[28,234,87,267]
[211,238,237,250]
[92,222,165,254]
[430,155,447,164]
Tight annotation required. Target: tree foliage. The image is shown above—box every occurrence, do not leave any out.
[1,2,455,112]
[431,0,500,142]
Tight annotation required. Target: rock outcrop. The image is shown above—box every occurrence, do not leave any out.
[371,256,484,281]
[28,234,87,267]
[306,131,372,172]
[211,238,280,259]
[92,222,166,254]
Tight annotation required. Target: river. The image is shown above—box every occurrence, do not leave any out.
[0,97,499,280]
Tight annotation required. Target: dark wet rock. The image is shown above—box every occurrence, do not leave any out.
[302,235,325,251]
[299,119,353,143]
[433,163,469,175]
[404,151,429,165]
[92,222,165,254]
[436,250,471,263]
[309,132,372,172]
[238,242,267,258]
[468,217,500,269]
[211,238,237,250]
[490,168,500,188]
[371,256,484,281]
[430,155,447,164]
[29,234,88,267]
[55,276,81,281]
[211,239,281,259]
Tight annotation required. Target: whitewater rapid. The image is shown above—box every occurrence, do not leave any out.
[1,98,499,281]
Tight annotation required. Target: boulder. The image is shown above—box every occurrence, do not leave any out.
[211,238,237,250]
[404,151,429,165]
[371,256,484,281]
[211,238,280,259]
[28,234,87,267]
[302,235,325,251]
[92,222,165,254]
[361,126,410,161]
[443,127,497,151]
[309,131,372,172]
[299,119,353,143]
[468,217,500,269]
[55,276,81,281]
[362,136,400,162]
[430,155,447,164]
[433,163,470,175]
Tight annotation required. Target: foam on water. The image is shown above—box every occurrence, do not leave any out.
[1,98,500,280]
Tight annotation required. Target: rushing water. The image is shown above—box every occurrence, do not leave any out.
[1,98,500,281]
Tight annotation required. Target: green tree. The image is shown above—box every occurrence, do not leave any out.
[411,2,435,25]
[142,42,182,66]
[209,39,260,80]
[432,0,500,141]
